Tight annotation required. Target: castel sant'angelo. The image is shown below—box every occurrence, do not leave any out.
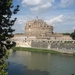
[24,18,72,40]
[12,18,72,41]
[25,19,53,37]
[12,18,75,50]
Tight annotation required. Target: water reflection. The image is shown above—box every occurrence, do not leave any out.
[8,62,50,75]
[8,50,75,75]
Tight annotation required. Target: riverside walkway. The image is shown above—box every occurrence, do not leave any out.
[51,48,75,54]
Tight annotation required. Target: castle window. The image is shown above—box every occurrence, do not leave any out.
[25,38,26,40]
[29,25,31,27]
[48,41,49,43]
[43,41,45,42]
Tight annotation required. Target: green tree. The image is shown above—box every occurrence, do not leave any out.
[62,33,70,35]
[0,0,19,58]
[0,0,19,74]
[70,30,75,40]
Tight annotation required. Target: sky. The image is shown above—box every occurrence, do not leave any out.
[12,0,75,33]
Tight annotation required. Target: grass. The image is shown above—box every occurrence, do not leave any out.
[12,47,61,54]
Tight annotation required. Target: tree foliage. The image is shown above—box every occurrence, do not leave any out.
[70,30,75,40]
[0,0,19,58]
[62,33,70,35]
[0,0,19,74]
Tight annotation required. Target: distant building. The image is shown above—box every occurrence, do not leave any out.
[24,19,72,40]
[11,19,73,47]
[25,19,53,36]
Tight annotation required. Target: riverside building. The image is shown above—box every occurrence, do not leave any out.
[11,19,74,49]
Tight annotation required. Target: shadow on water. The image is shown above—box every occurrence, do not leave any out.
[8,62,50,75]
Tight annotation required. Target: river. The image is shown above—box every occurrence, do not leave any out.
[7,50,75,75]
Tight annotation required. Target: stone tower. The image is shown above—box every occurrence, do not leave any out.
[25,19,53,37]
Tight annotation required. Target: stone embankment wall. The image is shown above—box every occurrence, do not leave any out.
[31,40,75,50]
[31,40,75,53]
[11,35,75,53]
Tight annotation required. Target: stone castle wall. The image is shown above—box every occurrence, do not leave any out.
[25,19,53,37]
[24,19,72,40]
[11,35,75,51]
[11,19,74,51]
[31,40,75,50]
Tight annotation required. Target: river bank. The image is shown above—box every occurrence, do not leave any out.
[12,47,61,54]
[12,47,75,55]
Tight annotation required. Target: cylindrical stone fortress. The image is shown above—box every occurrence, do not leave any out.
[25,19,53,37]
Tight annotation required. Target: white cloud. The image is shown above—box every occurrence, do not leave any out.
[30,2,52,12]
[60,0,75,8]
[45,15,64,25]
[66,16,75,21]
[21,0,54,6]
[13,19,27,33]
[15,19,27,25]
[21,0,55,13]
[73,27,75,30]
[45,15,75,26]
[22,0,42,6]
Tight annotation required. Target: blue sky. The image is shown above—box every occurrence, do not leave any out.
[12,0,75,33]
